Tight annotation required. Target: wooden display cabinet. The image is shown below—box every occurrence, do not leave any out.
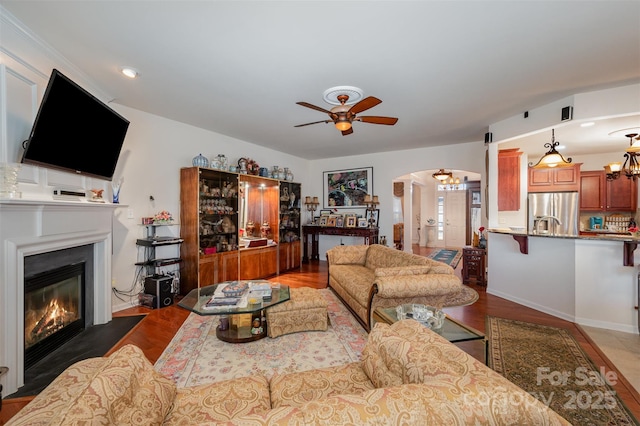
[278,181,302,272]
[180,167,240,294]
[238,174,280,279]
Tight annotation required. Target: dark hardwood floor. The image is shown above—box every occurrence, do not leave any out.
[2,246,639,422]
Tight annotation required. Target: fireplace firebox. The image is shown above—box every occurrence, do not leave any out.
[24,262,86,370]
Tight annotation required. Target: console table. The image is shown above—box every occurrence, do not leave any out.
[302,225,379,262]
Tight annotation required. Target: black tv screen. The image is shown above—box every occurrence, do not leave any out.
[21,69,129,180]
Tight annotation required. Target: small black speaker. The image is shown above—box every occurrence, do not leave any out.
[144,274,173,308]
[561,106,573,121]
[484,132,493,143]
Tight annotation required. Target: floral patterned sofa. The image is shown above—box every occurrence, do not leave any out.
[327,244,463,330]
[6,320,569,425]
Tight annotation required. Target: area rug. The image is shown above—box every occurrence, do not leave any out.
[442,285,478,307]
[487,316,639,425]
[154,288,368,388]
[428,248,462,268]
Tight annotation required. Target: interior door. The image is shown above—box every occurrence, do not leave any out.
[444,191,466,248]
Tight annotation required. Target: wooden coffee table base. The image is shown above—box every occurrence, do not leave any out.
[215,312,267,343]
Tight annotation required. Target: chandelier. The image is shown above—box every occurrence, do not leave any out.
[606,133,640,180]
[528,129,572,168]
[446,176,461,190]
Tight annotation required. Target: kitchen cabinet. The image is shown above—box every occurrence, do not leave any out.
[579,170,637,212]
[528,164,581,193]
[498,149,521,211]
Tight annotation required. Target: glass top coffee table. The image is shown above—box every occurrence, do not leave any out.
[372,306,487,363]
[179,280,290,343]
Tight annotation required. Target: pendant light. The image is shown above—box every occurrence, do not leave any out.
[432,169,452,182]
[528,129,572,168]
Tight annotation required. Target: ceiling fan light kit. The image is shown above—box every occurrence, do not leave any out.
[296,87,398,136]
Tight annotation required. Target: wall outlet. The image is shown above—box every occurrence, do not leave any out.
[127,209,134,219]
[499,218,507,224]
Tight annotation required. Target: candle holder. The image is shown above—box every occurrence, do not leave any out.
[305,196,319,224]
[364,194,379,228]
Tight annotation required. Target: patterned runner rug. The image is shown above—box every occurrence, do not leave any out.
[155,288,367,388]
[427,248,462,268]
[487,316,639,425]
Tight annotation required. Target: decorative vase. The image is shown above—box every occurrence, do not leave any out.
[238,158,248,174]
[192,153,209,168]
[478,234,487,249]
[284,167,294,181]
[271,166,279,178]
[246,220,255,236]
[260,221,271,238]
[212,154,228,170]
[111,177,123,204]
[472,232,479,247]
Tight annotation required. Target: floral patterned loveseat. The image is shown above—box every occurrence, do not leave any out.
[327,244,463,330]
[6,320,569,425]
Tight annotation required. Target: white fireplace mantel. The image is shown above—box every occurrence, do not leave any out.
[0,198,118,396]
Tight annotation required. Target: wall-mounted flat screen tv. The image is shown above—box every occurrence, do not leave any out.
[21,69,130,181]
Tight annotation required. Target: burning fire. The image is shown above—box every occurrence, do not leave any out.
[25,298,76,348]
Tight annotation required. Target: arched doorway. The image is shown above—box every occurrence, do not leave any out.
[393,169,481,252]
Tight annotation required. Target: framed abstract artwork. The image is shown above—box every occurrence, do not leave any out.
[323,167,373,208]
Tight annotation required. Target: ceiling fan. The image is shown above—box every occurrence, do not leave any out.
[294,94,398,136]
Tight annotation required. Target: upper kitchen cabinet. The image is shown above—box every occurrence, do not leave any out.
[498,149,521,211]
[527,164,581,193]
[580,170,637,212]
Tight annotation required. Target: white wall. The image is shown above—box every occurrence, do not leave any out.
[306,142,487,258]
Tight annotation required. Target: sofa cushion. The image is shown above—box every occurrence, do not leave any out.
[327,264,374,308]
[50,344,177,425]
[270,362,375,408]
[374,265,432,277]
[164,375,271,424]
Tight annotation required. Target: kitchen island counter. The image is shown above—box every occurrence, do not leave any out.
[487,231,639,334]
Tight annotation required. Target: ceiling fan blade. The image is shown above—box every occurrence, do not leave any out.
[349,96,382,114]
[358,116,399,125]
[341,127,354,136]
[296,101,333,115]
[294,120,332,127]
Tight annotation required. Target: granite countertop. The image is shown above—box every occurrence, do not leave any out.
[489,228,639,242]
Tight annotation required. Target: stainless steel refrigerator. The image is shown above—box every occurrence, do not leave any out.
[527,192,579,236]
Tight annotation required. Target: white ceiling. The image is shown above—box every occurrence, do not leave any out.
[2,1,639,160]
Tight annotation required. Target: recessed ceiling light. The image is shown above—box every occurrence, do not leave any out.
[120,67,139,79]
[580,122,595,127]
[556,144,566,150]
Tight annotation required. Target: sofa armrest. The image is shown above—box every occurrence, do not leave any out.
[428,261,455,275]
[326,245,368,266]
[373,274,462,298]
